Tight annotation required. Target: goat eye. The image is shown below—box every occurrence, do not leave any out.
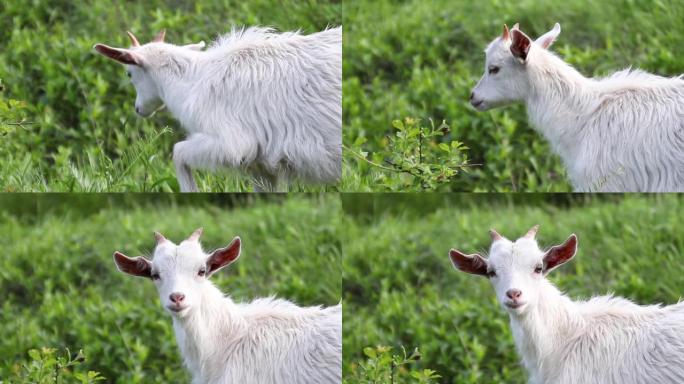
[488,65,500,75]
[198,269,206,277]
[151,272,160,280]
[487,270,497,278]
[534,266,543,274]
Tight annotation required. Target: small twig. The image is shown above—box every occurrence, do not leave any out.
[390,359,396,384]
[385,159,423,177]
[419,126,424,165]
[343,144,402,173]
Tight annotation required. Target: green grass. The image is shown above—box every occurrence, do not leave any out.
[342,0,684,191]
[342,194,684,383]
[0,0,341,192]
[0,194,342,383]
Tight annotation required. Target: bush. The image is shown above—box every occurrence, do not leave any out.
[345,346,440,384]
[345,118,470,191]
[5,348,104,384]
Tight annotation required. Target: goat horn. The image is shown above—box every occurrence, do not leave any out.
[153,29,166,43]
[154,231,167,245]
[188,227,203,242]
[489,229,503,241]
[502,24,510,40]
[524,225,540,239]
[126,31,141,47]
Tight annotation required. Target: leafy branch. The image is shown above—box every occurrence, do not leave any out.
[345,117,476,191]
[9,347,105,384]
[345,346,441,384]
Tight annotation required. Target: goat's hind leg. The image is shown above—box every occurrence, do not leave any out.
[250,165,281,192]
[174,160,198,193]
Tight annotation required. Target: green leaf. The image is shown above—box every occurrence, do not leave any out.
[363,347,377,359]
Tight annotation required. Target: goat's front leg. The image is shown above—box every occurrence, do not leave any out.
[173,133,259,192]
[172,137,208,193]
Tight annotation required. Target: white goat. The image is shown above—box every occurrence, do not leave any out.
[95,27,341,192]
[470,23,684,192]
[113,229,342,384]
[449,225,684,384]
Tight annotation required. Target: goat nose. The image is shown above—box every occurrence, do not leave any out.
[169,292,185,303]
[506,289,522,300]
[469,92,474,100]
[135,106,140,114]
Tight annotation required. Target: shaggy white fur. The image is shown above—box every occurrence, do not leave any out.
[113,229,342,384]
[95,27,341,192]
[471,23,684,192]
[450,226,684,384]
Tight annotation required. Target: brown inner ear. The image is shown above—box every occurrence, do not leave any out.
[207,237,241,275]
[449,249,489,277]
[94,44,139,66]
[543,234,578,273]
[113,252,152,278]
[510,30,531,60]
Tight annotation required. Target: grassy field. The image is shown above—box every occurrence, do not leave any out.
[342,194,684,383]
[0,0,341,192]
[342,0,684,191]
[0,194,341,382]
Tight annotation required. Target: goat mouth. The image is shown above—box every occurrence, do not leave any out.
[470,100,485,110]
[167,305,189,313]
[504,301,525,309]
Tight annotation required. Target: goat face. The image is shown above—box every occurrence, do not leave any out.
[94,30,204,118]
[450,226,576,316]
[125,64,164,117]
[470,23,561,111]
[113,229,241,319]
[149,239,209,317]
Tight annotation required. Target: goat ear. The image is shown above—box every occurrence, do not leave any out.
[94,44,142,66]
[206,237,241,276]
[183,41,206,51]
[535,23,561,49]
[510,29,531,61]
[542,234,577,274]
[449,249,489,277]
[113,251,152,278]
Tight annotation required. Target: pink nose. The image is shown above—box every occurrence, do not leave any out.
[169,292,185,304]
[506,289,522,300]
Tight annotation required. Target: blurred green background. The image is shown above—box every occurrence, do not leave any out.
[342,0,684,191]
[0,0,341,192]
[342,194,684,383]
[0,194,341,382]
